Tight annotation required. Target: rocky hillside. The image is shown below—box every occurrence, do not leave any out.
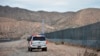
[0,17,54,39]
[0,5,100,39]
[0,6,100,29]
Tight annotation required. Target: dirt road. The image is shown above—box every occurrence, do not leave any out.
[0,40,99,56]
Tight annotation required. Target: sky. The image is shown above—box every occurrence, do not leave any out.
[0,0,100,12]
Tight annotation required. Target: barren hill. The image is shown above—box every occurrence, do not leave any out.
[0,5,100,38]
[0,6,100,28]
[0,18,54,39]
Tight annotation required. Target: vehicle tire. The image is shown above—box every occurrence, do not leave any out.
[42,47,47,51]
[28,47,30,51]
[28,48,32,52]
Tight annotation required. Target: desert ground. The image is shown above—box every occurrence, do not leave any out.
[0,39,99,56]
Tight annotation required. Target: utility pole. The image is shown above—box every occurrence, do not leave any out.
[41,19,45,34]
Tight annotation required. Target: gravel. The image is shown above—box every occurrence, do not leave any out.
[0,40,99,56]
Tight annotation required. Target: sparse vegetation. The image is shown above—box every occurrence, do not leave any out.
[77,49,98,56]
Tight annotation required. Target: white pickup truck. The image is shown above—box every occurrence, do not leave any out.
[27,35,47,51]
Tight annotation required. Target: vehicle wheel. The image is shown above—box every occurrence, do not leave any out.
[42,47,47,51]
[28,48,32,52]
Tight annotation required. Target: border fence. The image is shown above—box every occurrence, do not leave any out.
[45,22,100,49]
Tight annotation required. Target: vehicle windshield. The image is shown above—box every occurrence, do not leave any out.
[33,37,46,41]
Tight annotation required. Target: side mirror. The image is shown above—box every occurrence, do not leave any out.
[27,38,30,41]
[27,36,32,41]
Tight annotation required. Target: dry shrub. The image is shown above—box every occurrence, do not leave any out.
[77,49,98,56]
